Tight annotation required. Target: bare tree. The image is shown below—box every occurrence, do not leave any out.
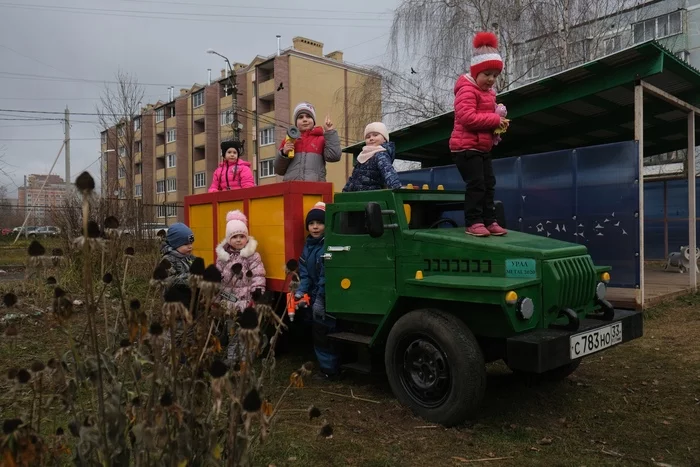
[96,69,145,225]
[383,0,656,123]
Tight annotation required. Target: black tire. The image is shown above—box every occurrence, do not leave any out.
[509,359,581,382]
[385,309,486,427]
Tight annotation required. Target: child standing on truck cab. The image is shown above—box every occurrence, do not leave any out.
[450,31,509,237]
[208,140,255,192]
[274,102,342,182]
[342,122,402,192]
[295,202,341,380]
[215,210,266,365]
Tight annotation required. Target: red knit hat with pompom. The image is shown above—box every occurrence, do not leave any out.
[470,32,503,78]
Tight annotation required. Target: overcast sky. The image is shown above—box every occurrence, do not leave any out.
[0,0,398,197]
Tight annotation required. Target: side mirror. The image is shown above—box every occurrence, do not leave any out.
[365,202,384,238]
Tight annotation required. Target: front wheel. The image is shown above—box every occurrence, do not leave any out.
[385,309,486,427]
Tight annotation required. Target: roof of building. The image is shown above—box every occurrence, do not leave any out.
[342,40,700,165]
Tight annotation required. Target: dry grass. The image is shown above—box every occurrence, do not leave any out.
[2,281,699,466]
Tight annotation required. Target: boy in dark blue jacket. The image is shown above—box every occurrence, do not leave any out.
[295,202,340,380]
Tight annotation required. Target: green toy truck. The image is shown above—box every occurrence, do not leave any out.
[319,188,643,427]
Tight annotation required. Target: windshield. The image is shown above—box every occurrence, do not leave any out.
[403,200,465,229]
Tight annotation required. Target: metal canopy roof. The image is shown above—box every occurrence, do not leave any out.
[343,41,700,166]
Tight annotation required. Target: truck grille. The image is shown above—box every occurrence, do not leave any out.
[544,256,596,310]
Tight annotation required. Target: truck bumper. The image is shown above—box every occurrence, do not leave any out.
[505,308,643,373]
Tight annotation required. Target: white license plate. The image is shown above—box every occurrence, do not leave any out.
[569,322,622,359]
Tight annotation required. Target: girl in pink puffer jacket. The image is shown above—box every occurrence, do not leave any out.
[449,31,510,238]
[215,210,266,366]
[215,210,266,312]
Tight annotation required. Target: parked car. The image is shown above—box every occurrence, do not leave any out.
[29,226,61,238]
[12,226,37,236]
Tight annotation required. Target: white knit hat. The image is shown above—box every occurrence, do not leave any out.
[364,122,389,142]
[224,210,248,240]
[293,102,316,124]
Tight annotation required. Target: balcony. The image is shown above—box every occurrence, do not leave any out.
[260,111,276,127]
[156,121,164,134]
[156,144,165,158]
[156,168,165,180]
[193,132,206,148]
[193,105,205,121]
[258,79,275,98]
[259,144,277,159]
[194,159,206,173]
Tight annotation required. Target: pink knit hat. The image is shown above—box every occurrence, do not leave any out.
[470,32,503,78]
[225,210,248,240]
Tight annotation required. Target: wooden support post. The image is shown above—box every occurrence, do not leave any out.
[635,84,645,309]
[688,112,697,291]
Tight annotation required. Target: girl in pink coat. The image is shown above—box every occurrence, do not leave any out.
[449,32,510,237]
[215,209,266,312]
[208,140,255,192]
[215,210,266,365]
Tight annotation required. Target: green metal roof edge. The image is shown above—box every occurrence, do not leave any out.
[342,40,700,155]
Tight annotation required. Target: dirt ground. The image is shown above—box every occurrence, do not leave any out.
[1,281,699,466]
[254,294,700,467]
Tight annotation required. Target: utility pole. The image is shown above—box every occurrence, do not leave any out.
[206,49,240,142]
[64,107,71,191]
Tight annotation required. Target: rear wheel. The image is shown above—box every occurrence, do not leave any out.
[385,309,486,427]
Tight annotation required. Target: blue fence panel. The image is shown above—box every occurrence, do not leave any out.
[398,141,640,288]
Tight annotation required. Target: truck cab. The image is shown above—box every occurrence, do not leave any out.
[321,188,643,426]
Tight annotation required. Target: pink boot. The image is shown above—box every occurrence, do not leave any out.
[486,222,507,236]
[465,223,490,237]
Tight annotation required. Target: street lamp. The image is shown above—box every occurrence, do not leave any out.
[207,48,240,142]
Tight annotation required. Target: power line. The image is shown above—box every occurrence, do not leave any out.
[0,71,195,88]
[0,2,390,27]
[119,0,393,15]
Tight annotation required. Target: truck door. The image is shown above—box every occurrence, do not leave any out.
[324,201,396,317]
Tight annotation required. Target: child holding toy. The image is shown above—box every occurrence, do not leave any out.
[274,102,342,182]
[450,31,510,237]
[215,210,266,365]
[342,122,402,192]
[209,140,255,192]
[294,202,341,380]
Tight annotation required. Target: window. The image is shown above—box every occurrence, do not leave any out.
[134,141,142,153]
[156,204,178,218]
[156,108,165,122]
[333,211,368,235]
[167,178,177,192]
[166,129,176,143]
[259,127,275,146]
[118,126,125,137]
[135,184,142,197]
[166,153,176,168]
[633,11,683,44]
[523,55,543,80]
[544,48,561,69]
[194,172,206,188]
[135,163,142,175]
[603,35,621,55]
[193,91,204,108]
[259,159,275,178]
[168,107,176,118]
[221,110,234,126]
[156,180,165,193]
[134,117,141,131]
[101,132,107,144]
[118,167,126,179]
[118,146,126,158]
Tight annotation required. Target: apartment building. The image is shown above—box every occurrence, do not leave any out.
[508,0,699,88]
[101,36,381,224]
[17,174,66,224]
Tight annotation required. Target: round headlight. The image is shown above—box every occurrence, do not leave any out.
[516,297,534,320]
[596,282,607,300]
